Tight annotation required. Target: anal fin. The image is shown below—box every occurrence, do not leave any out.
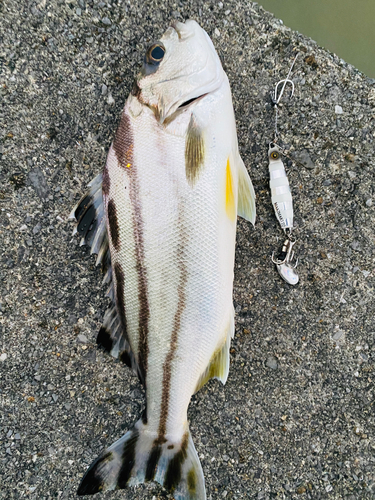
[194,313,234,393]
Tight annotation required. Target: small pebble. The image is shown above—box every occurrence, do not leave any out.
[7,429,13,438]
[332,330,344,341]
[0,353,7,361]
[107,93,115,105]
[76,7,81,15]
[77,334,88,343]
[335,105,343,114]
[52,394,58,402]
[266,356,278,370]
[214,28,220,36]
[33,223,41,234]
[14,433,21,440]
[350,240,361,251]
[101,84,108,95]
[366,198,372,207]
[65,403,71,410]
[102,16,111,25]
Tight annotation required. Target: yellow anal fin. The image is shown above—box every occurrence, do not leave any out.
[225,158,236,221]
[237,155,256,225]
[194,314,234,393]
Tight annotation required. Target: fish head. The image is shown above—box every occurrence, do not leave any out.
[133,20,225,123]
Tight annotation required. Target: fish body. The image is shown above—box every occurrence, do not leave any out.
[72,20,255,500]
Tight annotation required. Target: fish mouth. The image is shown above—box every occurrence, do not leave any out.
[177,93,207,109]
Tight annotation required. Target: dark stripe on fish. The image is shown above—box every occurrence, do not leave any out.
[136,261,149,383]
[107,199,120,251]
[113,112,150,383]
[77,451,113,495]
[163,431,189,492]
[185,113,205,186]
[117,429,139,488]
[114,262,128,338]
[145,444,162,482]
[102,164,110,195]
[158,225,187,439]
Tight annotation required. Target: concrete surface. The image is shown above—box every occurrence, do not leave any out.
[0,1,374,499]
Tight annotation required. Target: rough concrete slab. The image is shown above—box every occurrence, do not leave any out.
[0,1,374,499]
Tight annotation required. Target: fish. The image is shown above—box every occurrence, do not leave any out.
[70,19,256,500]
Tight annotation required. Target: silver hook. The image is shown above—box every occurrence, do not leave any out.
[273,78,295,106]
[273,52,299,103]
[271,52,299,142]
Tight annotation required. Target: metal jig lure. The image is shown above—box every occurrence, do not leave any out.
[268,54,300,286]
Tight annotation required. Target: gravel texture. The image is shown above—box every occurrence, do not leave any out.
[1,1,374,499]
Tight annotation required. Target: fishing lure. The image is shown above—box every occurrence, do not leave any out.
[268,54,299,285]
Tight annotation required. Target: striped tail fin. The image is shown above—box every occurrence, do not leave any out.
[77,419,206,500]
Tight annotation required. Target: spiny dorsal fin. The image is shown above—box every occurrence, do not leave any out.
[237,155,256,225]
[70,173,141,382]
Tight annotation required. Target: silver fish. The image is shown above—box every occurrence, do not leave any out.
[71,19,256,500]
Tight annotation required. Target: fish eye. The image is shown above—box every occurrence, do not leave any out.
[271,151,279,160]
[147,43,165,63]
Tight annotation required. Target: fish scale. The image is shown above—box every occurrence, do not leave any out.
[72,19,256,500]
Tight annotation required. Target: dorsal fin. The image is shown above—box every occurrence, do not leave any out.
[70,174,140,381]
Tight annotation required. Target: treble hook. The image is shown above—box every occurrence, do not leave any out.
[271,237,299,286]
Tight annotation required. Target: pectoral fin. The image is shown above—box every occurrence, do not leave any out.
[236,156,256,225]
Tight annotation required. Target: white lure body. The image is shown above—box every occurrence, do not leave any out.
[268,145,293,230]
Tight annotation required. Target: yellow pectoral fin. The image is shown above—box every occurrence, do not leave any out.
[225,158,236,221]
[237,155,256,225]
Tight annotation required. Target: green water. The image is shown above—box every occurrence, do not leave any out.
[257,0,375,78]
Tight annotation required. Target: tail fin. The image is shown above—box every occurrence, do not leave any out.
[77,419,206,500]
